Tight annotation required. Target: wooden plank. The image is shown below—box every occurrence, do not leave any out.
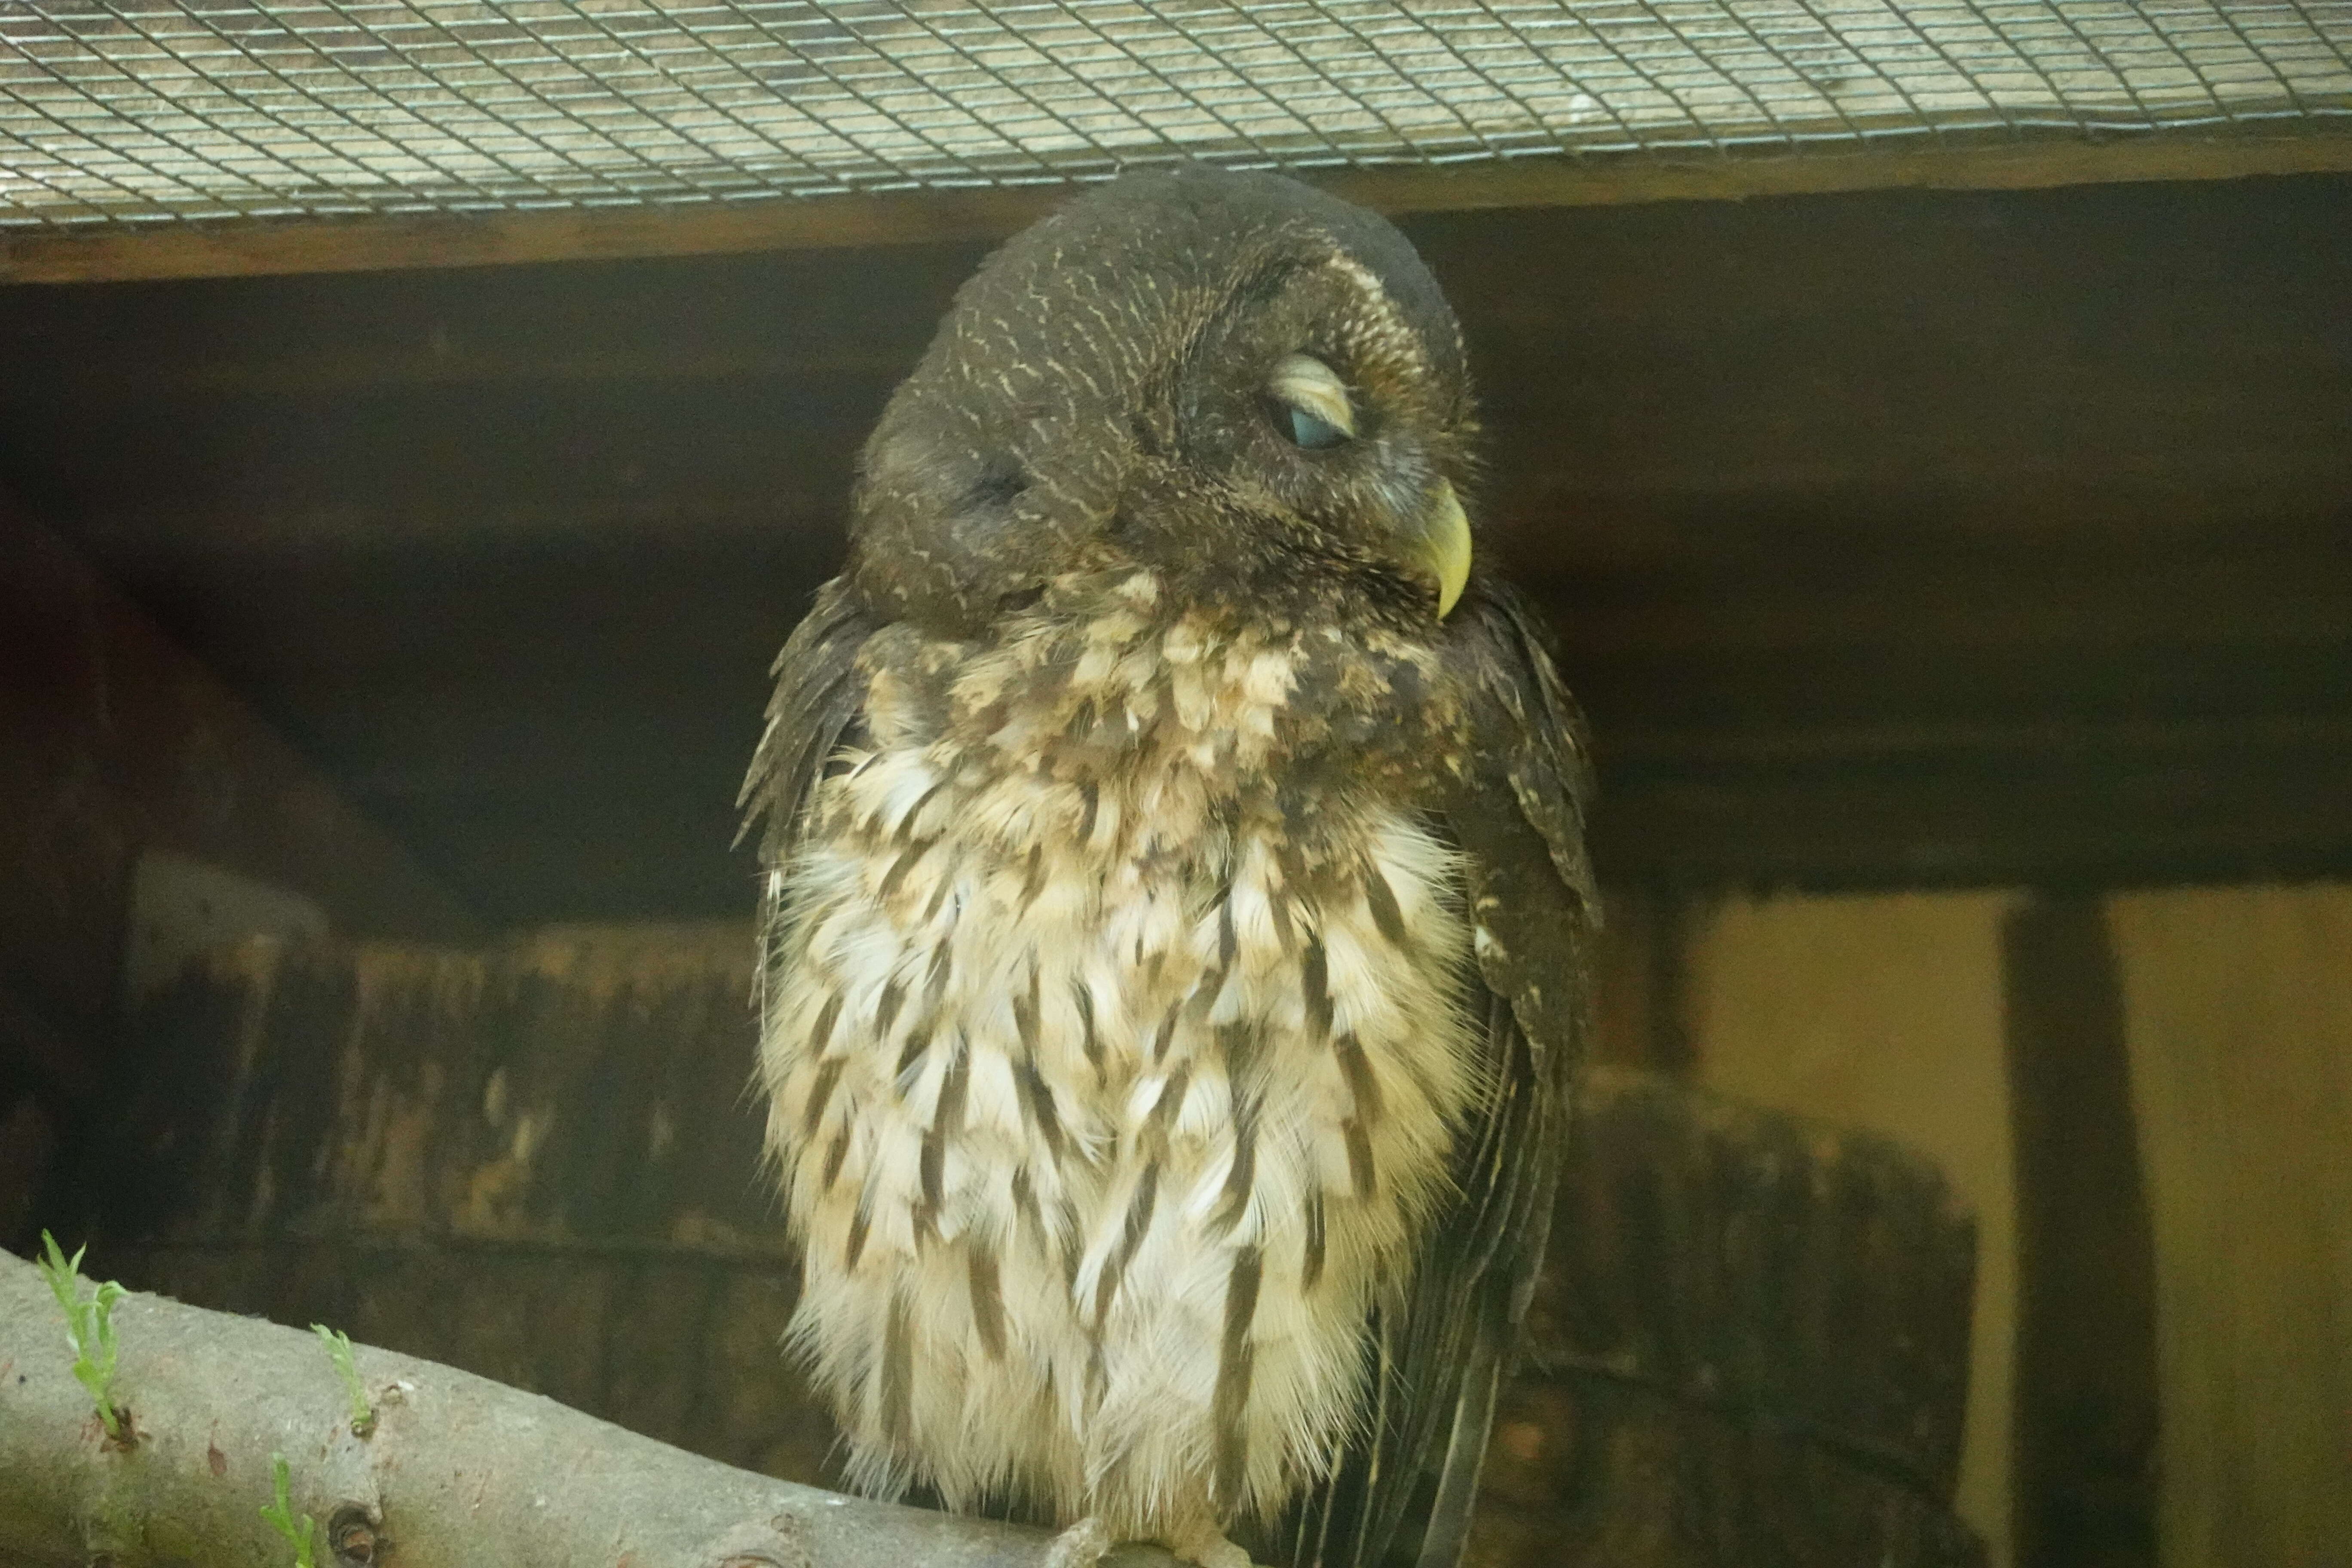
[0,185,1069,287]
[1489,1066,1982,1565]
[1683,891,2021,1564]
[5,132,2349,284]
[0,490,476,1056]
[1589,723,2352,890]
[2104,886,2352,1568]
[81,925,774,1253]
[2003,899,2159,1568]
[0,489,482,1256]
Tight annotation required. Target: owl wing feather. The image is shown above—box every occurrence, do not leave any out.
[738,577,876,864]
[1260,586,1596,1568]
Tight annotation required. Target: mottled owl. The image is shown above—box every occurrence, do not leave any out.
[743,165,1594,1568]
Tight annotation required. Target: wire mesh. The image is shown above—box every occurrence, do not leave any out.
[3,2,2349,230]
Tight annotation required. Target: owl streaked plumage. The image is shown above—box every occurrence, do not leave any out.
[743,165,1594,1568]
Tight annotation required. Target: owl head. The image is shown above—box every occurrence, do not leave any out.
[847,165,1479,637]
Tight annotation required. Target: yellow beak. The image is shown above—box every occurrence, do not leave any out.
[1421,480,1472,619]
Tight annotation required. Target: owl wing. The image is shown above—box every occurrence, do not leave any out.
[738,576,877,869]
[1261,586,1596,1568]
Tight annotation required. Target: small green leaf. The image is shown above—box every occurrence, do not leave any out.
[260,1452,319,1568]
[311,1323,374,1433]
[38,1231,126,1441]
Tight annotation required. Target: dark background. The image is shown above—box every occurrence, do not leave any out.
[4,171,2346,927]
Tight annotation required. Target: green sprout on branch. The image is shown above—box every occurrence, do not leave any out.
[261,1452,319,1568]
[36,1231,128,1442]
[311,1323,375,1436]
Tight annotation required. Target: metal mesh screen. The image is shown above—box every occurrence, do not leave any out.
[4,3,2349,230]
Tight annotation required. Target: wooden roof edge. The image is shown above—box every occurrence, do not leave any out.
[6,129,2349,286]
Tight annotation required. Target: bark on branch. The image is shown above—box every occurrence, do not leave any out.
[0,1250,1167,1568]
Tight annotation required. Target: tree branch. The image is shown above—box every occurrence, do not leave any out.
[0,1249,1164,1568]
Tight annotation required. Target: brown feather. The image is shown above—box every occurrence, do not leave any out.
[1302,934,1332,1040]
[968,1244,1007,1361]
[1145,1065,1191,1152]
[802,1058,843,1135]
[918,1041,971,1237]
[1074,979,1103,1077]
[1344,1117,1378,1200]
[1334,1031,1386,1121]
[1094,1161,1160,1329]
[1363,862,1409,948]
[845,1203,870,1271]
[1210,1103,1257,1236]
[878,839,929,902]
[894,1026,931,1084]
[1011,1165,1043,1250]
[896,779,949,845]
[1213,1245,1264,1507]
[1303,1188,1327,1291]
[1219,1018,1265,1086]
[808,990,845,1055]
[1268,888,1296,955]
[922,865,958,924]
[1015,965,1042,1057]
[1017,1057,1066,1162]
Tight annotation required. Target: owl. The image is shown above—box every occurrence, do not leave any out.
[743,165,1593,1568]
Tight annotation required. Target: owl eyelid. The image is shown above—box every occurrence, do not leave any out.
[1267,352,1357,443]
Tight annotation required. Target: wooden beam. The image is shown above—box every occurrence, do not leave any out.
[5,132,2349,285]
[0,185,1069,287]
[2003,898,2160,1568]
[1340,129,2352,216]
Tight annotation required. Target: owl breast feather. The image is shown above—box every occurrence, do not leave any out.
[757,570,1480,1540]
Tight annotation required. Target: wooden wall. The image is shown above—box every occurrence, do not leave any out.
[2109,887,2352,1568]
[1605,883,2352,1568]
[1675,893,2021,1565]
[0,496,472,1256]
